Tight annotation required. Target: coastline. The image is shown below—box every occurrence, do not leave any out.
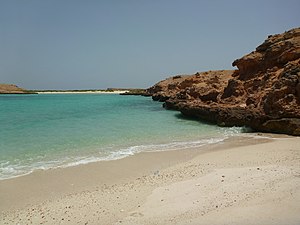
[36,90,129,94]
[1,134,299,224]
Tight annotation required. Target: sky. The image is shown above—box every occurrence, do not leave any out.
[0,0,299,90]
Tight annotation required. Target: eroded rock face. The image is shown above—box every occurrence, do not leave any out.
[233,28,300,80]
[146,27,300,136]
[147,70,234,103]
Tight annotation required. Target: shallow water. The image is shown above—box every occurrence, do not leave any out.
[0,94,243,179]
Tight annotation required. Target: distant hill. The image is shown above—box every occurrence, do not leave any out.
[0,84,36,94]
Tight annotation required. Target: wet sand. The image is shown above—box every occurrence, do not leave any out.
[1,135,300,225]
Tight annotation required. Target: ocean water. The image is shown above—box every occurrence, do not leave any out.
[0,94,242,180]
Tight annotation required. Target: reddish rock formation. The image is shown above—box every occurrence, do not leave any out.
[147,71,234,102]
[146,27,300,136]
[0,84,35,94]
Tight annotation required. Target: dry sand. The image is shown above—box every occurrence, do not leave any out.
[36,91,128,94]
[0,135,299,225]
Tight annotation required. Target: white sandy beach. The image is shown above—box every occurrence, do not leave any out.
[0,135,299,225]
[36,90,128,94]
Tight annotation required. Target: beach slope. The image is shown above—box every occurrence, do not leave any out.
[0,136,299,225]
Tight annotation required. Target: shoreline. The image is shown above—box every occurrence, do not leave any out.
[1,134,299,224]
[0,135,231,182]
[36,90,129,94]
[0,132,277,182]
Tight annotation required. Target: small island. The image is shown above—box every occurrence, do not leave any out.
[0,84,37,94]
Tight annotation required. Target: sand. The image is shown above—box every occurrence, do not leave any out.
[36,91,128,94]
[0,134,300,225]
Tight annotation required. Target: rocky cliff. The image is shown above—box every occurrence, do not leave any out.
[0,84,35,94]
[146,27,300,136]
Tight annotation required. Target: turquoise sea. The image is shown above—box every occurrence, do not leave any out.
[0,94,243,180]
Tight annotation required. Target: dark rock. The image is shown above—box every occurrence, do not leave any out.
[260,118,300,136]
[120,89,146,96]
[199,90,219,102]
[221,79,244,99]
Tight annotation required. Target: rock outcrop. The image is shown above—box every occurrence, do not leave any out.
[145,27,300,136]
[0,84,36,94]
[120,89,147,96]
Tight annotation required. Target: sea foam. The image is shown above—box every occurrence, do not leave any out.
[0,94,245,180]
